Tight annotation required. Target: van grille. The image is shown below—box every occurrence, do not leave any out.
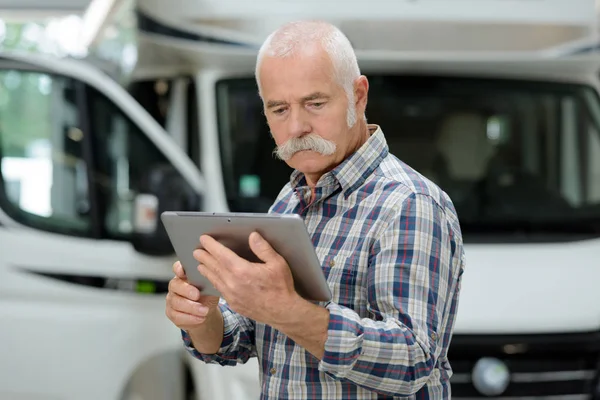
[448,332,600,399]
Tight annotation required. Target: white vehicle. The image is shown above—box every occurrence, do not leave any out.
[0,51,261,400]
[122,0,600,398]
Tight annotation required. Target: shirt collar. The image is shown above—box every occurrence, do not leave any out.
[289,124,389,198]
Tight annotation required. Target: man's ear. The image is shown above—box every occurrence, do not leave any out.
[354,75,369,114]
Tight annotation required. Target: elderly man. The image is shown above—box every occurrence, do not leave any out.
[166,20,465,399]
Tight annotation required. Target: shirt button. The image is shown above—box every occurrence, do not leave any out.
[431,332,437,341]
[329,259,335,267]
[270,367,277,375]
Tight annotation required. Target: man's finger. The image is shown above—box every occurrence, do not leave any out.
[173,261,187,279]
[199,235,241,269]
[169,277,201,301]
[168,292,210,317]
[193,247,213,266]
[197,261,226,296]
[167,308,206,326]
[194,248,227,292]
[249,231,282,264]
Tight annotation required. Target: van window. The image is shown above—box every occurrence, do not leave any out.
[216,76,600,239]
[215,79,293,212]
[0,68,180,240]
[127,79,172,128]
[85,85,172,240]
[0,70,92,235]
[128,77,201,166]
[583,90,600,204]
[588,124,600,203]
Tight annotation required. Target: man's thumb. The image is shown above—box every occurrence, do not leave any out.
[249,231,277,263]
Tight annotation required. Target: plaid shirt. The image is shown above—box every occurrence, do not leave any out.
[182,125,465,399]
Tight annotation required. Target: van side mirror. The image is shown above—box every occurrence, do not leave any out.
[131,164,202,256]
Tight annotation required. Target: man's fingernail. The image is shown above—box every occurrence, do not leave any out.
[198,305,209,316]
[252,232,262,245]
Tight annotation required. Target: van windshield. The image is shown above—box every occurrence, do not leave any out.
[215,75,600,240]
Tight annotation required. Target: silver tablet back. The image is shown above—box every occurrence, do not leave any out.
[161,211,332,302]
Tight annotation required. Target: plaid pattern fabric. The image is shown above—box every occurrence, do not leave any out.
[182,125,466,399]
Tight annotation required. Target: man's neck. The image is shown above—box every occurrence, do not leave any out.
[305,175,320,188]
[345,121,371,161]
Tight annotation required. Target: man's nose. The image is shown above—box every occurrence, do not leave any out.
[287,106,311,138]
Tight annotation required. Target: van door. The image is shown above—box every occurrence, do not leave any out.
[0,58,202,400]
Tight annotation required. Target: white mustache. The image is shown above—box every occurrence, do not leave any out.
[274,134,337,161]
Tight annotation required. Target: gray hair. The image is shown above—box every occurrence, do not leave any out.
[255,20,362,127]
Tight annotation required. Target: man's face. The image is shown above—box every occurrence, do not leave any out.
[258,47,362,182]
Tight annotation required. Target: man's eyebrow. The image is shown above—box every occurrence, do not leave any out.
[266,92,330,109]
[266,100,287,109]
[302,92,330,102]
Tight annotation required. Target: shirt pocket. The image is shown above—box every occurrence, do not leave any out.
[321,251,362,309]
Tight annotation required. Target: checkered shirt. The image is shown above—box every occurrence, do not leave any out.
[182,125,466,399]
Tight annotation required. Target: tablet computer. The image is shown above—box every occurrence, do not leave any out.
[160,211,332,302]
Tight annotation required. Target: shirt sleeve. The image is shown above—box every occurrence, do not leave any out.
[317,192,463,396]
[182,298,256,366]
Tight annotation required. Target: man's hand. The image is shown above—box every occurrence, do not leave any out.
[193,232,299,326]
[165,261,220,331]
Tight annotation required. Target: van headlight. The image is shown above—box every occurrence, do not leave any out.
[471,357,511,397]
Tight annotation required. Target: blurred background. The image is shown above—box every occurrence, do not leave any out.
[0,0,600,399]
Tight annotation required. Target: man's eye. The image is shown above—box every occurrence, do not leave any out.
[310,102,325,109]
[273,108,285,115]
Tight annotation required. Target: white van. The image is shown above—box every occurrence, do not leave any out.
[0,51,261,400]
[127,6,600,398]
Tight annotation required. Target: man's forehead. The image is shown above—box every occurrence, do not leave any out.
[262,44,331,67]
[258,53,339,105]
[259,49,334,81]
